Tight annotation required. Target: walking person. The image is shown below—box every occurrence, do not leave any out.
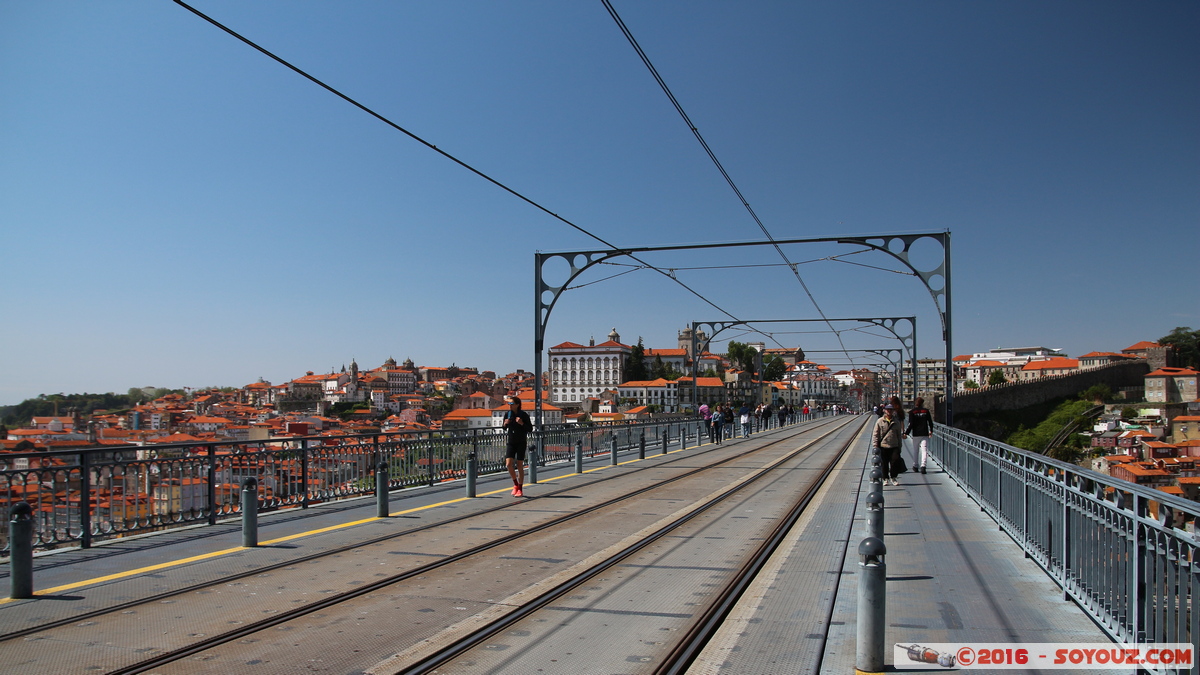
[872,404,904,486]
[711,406,725,444]
[739,403,751,438]
[700,403,714,443]
[502,395,531,497]
[777,403,788,428]
[905,397,934,474]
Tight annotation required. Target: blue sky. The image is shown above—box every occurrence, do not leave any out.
[2,1,1196,404]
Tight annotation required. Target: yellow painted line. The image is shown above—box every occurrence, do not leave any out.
[0,545,248,602]
[0,446,701,602]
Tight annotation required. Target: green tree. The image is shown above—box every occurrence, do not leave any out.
[650,355,668,380]
[964,380,979,389]
[763,355,787,382]
[1080,384,1111,403]
[987,370,1008,386]
[726,341,758,376]
[1159,326,1200,369]
[625,338,648,382]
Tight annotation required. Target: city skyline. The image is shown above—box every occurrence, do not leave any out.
[3,2,1197,405]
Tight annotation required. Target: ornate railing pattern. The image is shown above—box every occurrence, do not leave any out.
[932,426,1198,661]
[1,413,827,554]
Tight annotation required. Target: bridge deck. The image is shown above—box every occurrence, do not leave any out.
[0,420,1110,674]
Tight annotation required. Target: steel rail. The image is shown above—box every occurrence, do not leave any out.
[393,417,867,674]
[92,418,855,675]
[653,416,868,674]
[0,416,843,644]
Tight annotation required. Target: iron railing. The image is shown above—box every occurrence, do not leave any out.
[1,412,828,554]
[932,426,1198,664]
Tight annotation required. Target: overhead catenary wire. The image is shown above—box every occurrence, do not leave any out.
[172,0,744,327]
[601,0,858,362]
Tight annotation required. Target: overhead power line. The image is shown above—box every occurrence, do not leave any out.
[173,0,744,326]
[601,0,856,362]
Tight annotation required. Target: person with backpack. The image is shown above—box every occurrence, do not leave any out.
[738,403,751,438]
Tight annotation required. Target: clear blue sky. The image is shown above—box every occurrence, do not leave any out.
[2,1,1197,404]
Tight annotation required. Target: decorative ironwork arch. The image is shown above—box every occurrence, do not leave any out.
[534,232,953,425]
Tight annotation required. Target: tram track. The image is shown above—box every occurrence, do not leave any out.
[1,418,855,673]
[390,416,868,675]
[0,417,842,645]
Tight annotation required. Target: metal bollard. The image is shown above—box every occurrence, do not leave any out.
[9,503,34,599]
[856,537,887,673]
[465,452,477,497]
[241,477,258,548]
[662,430,668,455]
[866,489,885,540]
[376,461,390,516]
[575,439,584,474]
[610,436,618,465]
[528,443,539,484]
[869,466,884,489]
[639,430,645,460]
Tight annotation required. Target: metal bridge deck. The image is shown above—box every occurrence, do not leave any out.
[0,420,1111,674]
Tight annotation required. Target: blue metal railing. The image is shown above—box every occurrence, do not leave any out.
[1,413,829,554]
[932,426,1198,661]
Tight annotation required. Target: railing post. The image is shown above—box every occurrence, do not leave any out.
[241,477,258,548]
[207,444,218,525]
[529,434,539,484]
[427,442,436,487]
[9,503,34,599]
[575,439,584,474]
[376,460,390,517]
[856,537,887,674]
[300,439,310,509]
[79,452,92,549]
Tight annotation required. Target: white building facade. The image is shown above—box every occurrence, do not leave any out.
[548,329,631,407]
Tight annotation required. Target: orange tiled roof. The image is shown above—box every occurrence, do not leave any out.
[1146,367,1200,377]
[1124,341,1160,352]
[1022,357,1079,371]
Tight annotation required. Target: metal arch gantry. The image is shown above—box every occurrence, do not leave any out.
[533,232,953,426]
[686,317,916,411]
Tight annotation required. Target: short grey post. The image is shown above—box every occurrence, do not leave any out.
[241,478,258,548]
[528,440,539,484]
[866,489,885,540]
[9,503,34,599]
[575,439,584,474]
[465,452,477,498]
[856,536,887,673]
[610,436,618,465]
[869,466,883,490]
[375,461,390,516]
[662,429,669,455]
[639,430,646,460]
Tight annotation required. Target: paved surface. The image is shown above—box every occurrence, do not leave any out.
[1,420,1115,674]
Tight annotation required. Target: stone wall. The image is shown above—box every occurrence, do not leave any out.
[938,360,1150,422]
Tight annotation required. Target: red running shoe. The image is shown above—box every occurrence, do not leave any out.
[514,486,524,497]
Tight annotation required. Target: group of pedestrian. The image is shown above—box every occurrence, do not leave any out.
[700,403,738,444]
[871,396,934,486]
